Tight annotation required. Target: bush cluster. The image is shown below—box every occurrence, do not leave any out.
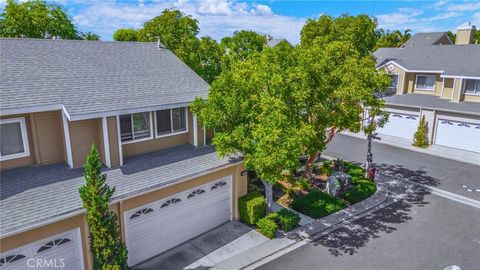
[344,179,376,204]
[256,216,278,239]
[291,190,347,219]
[239,192,266,225]
[256,208,301,238]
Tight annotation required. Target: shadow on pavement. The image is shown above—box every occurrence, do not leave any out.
[375,163,440,187]
[311,174,431,257]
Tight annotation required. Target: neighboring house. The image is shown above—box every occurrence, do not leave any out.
[0,39,247,269]
[266,35,291,47]
[374,24,480,153]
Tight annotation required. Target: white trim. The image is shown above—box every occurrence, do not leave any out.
[452,78,457,102]
[229,175,234,221]
[377,61,444,74]
[0,117,31,161]
[0,104,64,118]
[414,74,436,91]
[0,161,242,239]
[440,77,445,98]
[102,117,111,168]
[153,107,189,139]
[193,114,199,147]
[116,115,123,166]
[62,113,73,168]
[441,75,480,80]
[457,78,463,101]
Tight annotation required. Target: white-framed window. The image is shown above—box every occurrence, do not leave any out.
[389,74,399,90]
[155,107,188,138]
[119,112,153,143]
[415,75,436,91]
[0,117,31,161]
[464,79,480,95]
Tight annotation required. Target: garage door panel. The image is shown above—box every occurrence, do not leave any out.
[125,176,232,266]
[377,112,419,140]
[435,119,480,153]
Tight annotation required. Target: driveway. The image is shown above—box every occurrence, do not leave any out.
[132,221,268,270]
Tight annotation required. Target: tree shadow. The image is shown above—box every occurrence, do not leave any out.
[311,182,431,256]
[375,163,440,187]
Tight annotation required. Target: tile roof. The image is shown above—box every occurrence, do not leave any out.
[384,94,480,115]
[0,38,209,119]
[0,145,241,238]
[374,33,480,77]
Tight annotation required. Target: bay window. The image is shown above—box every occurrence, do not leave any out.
[120,112,152,142]
[155,107,187,137]
[0,117,30,160]
[415,75,435,91]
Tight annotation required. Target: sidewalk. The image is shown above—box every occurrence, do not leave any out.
[342,131,480,166]
[213,175,391,270]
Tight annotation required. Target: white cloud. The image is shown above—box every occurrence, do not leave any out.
[424,12,461,21]
[472,12,480,27]
[433,0,449,7]
[377,8,423,28]
[71,0,305,43]
[447,2,480,11]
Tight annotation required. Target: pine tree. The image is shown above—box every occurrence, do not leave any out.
[79,145,128,270]
[413,115,429,148]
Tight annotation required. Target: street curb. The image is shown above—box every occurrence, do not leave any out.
[340,132,480,166]
[236,170,391,270]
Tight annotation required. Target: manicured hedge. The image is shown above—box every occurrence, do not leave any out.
[239,192,266,226]
[291,191,347,219]
[344,179,376,204]
[275,209,301,231]
[256,216,278,239]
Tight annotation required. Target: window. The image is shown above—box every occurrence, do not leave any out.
[0,254,26,267]
[464,79,480,95]
[120,112,152,142]
[415,75,435,91]
[0,117,30,161]
[187,189,206,198]
[155,107,187,137]
[37,238,71,253]
[211,181,227,190]
[389,75,399,90]
[160,198,181,208]
[130,208,154,219]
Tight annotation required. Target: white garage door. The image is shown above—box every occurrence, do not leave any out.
[124,176,232,266]
[435,119,480,153]
[378,112,419,140]
[0,228,84,270]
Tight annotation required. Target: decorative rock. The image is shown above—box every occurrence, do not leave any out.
[326,172,352,196]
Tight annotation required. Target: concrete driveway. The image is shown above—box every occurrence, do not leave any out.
[132,221,268,270]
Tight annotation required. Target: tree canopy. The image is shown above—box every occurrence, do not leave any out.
[374,29,411,50]
[113,28,138,42]
[220,30,266,63]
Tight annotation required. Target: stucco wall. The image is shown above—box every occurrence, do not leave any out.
[69,119,103,168]
[441,78,454,100]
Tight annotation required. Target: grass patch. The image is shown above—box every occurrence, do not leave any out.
[291,190,347,219]
[344,179,377,204]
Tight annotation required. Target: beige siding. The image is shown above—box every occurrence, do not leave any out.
[452,78,463,102]
[405,73,415,93]
[70,119,102,168]
[441,78,454,100]
[464,94,480,102]
[1,114,36,170]
[412,73,442,96]
[381,64,406,95]
[107,116,121,167]
[33,111,65,164]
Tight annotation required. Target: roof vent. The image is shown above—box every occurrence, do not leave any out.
[156,37,165,49]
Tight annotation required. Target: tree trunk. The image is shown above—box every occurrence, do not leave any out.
[304,128,337,175]
[262,180,274,213]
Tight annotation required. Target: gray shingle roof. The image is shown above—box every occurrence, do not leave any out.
[0,38,209,119]
[384,94,480,115]
[401,32,451,48]
[374,35,480,77]
[0,144,241,237]
[266,38,291,47]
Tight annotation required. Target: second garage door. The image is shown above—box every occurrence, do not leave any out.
[124,176,232,266]
[435,119,480,153]
[377,112,419,140]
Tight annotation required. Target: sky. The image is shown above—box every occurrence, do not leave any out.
[2,0,480,43]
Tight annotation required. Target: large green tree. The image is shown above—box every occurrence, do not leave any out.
[113,28,138,42]
[137,9,200,67]
[301,14,378,56]
[81,31,100,41]
[190,36,224,84]
[220,30,266,64]
[0,0,79,39]
[374,29,411,50]
[79,145,128,270]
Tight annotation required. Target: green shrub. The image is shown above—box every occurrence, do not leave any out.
[320,160,334,176]
[256,216,278,239]
[413,115,429,148]
[291,191,347,219]
[239,192,266,225]
[275,209,301,231]
[295,177,311,191]
[344,179,377,204]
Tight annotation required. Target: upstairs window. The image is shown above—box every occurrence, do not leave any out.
[464,79,480,95]
[155,107,187,137]
[415,75,435,91]
[120,112,152,142]
[389,74,399,90]
[0,117,30,161]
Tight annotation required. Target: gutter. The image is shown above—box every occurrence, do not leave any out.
[385,101,480,116]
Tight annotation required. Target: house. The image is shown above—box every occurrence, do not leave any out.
[373,24,480,153]
[0,38,247,268]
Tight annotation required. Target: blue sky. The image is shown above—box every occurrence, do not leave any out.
[3,1,480,42]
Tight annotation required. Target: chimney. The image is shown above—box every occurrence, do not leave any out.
[455,23,476,45]
[265,34,272,43]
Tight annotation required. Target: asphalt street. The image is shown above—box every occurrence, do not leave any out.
[324,134,480,199]
[257,134,480,270]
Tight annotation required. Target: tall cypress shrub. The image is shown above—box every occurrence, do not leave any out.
[413,115,429,148]
[79,145,128,270]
